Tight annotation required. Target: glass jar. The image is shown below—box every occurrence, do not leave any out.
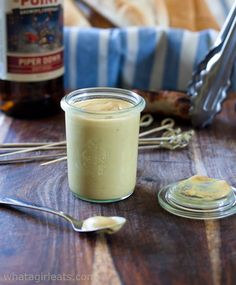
[61,87,145,203]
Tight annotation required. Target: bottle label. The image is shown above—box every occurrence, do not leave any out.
[0,0,64,82]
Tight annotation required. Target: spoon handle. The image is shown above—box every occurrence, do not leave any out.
[0,197,73,224]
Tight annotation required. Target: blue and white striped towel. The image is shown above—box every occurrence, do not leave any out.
[64,0,235,92]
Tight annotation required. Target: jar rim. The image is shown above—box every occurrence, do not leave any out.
[61,87,145,116]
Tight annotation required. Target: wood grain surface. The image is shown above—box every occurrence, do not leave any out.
[0,95,236,285]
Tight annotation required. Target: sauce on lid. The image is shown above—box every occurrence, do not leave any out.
[176,175,231,200]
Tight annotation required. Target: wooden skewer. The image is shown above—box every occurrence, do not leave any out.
[0,153,66,165]
[0,146,66,152]
[0,141,66,158]
[0,118,193,166]
[0,138,177,154]
[0,142,64,148]
[139,146,162,150]
[40,141,180,166]
[40,157,68,166]
[139,137,177,142]
[139,125,174,138]
[0,135,176,150]
[0,139,168,166]
[0,134,191,164]
[0,116,155,149]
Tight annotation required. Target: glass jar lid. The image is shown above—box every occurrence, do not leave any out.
[158,176,236,220]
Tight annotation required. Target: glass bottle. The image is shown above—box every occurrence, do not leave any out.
[0,0,64,118]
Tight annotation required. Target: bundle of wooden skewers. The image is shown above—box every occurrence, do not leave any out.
[0,117,194,166]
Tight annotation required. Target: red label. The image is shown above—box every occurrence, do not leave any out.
[1,1,64,81]
[7,51,63,74]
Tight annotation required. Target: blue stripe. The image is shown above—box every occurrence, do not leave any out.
[194,30,212,69]
[118,29,128,88]
[107,29,121,87]
[63,27,236,91]
[133,28,157,89]
[162,29,183,90]
[220,0,230,16]
[64,28,70,89]
[75,28,99,88]
[230,63,236,91]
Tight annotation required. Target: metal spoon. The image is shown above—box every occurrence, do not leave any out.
[0,197,126,234]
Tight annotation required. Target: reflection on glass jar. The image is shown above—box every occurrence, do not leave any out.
[61,87,145,203]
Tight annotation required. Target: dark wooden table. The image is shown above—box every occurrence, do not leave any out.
[0,95,236,285]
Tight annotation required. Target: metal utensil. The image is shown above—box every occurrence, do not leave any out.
[0,197,126,234]
[188,1,236,127]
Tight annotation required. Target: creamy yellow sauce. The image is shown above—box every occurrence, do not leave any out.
[66,98,140,201]
[177,175,231,200]
[74,98,133,112]
[81,216,125,231]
